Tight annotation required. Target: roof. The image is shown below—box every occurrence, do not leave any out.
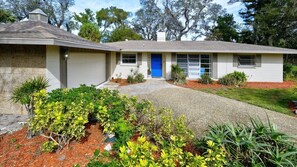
[29,9,47,16]
[0,21,119,51]
[106,40,297,54]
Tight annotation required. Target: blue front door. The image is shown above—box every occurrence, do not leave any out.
[151,54,162,78]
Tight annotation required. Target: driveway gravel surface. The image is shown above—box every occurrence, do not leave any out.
[118,80,297,137]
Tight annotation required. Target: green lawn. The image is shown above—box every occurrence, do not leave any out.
[200,88,297,116]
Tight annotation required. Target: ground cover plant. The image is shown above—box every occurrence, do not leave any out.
[196,118,297,166]
[199,74,213,85]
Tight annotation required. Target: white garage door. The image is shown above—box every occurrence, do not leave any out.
[67,52,106,88]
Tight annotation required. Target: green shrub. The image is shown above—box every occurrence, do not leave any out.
[127,75,135,83]
[196,118,297,166]
[41,141,58,153]
[218,71,247,86]
[87,136,226,167]
[127,69,145,84]
[284,63,294,79]
[134,73,145,83]
[30,88,94,150]
[113,118,135,150]
[171,64,186,85]
[11,76,49,117]
[135,103,194,147]
[199,74,213,84]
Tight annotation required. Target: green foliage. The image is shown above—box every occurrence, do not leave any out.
[107,25,142,42]
[283,63,294,80]
[218,71,247,86]
[41,141,58,153]
[233,0,297,49]
[30,88,93,150]
[0,9,16,23]
[78,23,101,42]
[206,14,238,42]
[11,76,49,116]
[127,75,135,84]
[89,135,226,167]
[197,118,297,166]
[199,74,213,85]
[171,64,186,85]
[113,118,135,150]
[134,73,145,83]
[135,102,194,147]
[127,68,145,84]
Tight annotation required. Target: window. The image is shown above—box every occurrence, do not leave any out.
[238,55,255,67]
[122,54,136,64]
[176,54,212,78]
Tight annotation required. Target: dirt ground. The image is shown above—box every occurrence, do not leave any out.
[0,123,106,167]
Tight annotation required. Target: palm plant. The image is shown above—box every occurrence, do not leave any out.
[11,76,49,117]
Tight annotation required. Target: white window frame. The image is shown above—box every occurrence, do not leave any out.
[121,53,137,65]
[238,55,256,68]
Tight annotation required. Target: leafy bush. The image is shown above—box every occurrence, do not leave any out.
[11,76,49,117]
[87,136,226,167]
[127,68,145,84]
[196,118,297,166]
[171,64,186,85]
[135,73,145,83]
[283,63,295,80]
[113,118,135,150]
[30,88,94,150]
[134,101,194,147]
[41,141,58,153]
[127,75,135,84]
[199,74,213,84]
[218,71,247,86]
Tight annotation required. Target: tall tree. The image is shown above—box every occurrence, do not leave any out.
[206,14,238,42]
[162,0,225,40]
[5,0,74,30]
[107,25,142,42]
[96,6,130,34]
[74,8,101,42]
[229,0,297,48]
[133,0,163,40]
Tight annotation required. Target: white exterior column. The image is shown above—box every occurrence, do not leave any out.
[46,45,61,92]
[165,52,172,80]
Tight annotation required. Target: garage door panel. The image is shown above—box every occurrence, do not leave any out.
[67,53,106,88]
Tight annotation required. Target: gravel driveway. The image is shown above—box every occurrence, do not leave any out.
[119,80,297,137]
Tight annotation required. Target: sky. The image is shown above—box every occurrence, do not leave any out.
[69,0,244,40]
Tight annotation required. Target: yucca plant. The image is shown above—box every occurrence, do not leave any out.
[197,118,297,167]
[11,76,49,117]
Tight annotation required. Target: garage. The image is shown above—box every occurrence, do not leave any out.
[67,52,106,88]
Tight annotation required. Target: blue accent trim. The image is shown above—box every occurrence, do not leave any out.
[151,54,162,77]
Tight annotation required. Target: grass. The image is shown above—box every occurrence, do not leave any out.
[200,87,297,116]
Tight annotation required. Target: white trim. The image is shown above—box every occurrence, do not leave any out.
[121,53,137,65]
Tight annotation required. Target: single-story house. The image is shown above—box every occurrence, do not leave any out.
[1,9,297,114]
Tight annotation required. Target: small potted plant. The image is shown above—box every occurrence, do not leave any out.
[147,67,152,78]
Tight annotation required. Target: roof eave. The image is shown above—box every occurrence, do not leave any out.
[53,39,120,52]
[119,49,296,54]
[0,38,120,51]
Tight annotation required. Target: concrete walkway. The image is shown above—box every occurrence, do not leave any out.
[118,80,297,137]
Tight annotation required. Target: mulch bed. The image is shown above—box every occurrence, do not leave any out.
[0,123,106,167]
[111,79,146,86]
[168,80,296,89]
